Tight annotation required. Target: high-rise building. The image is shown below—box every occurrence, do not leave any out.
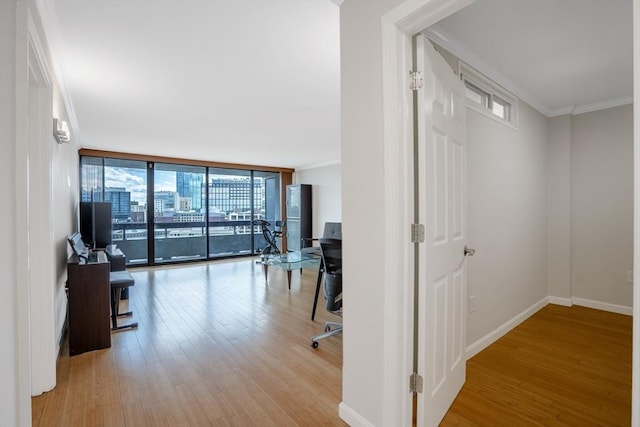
[105,187,131,221]
[208,177,259,214]
[176,172,204,211]
[154,191,178,214]
[129,201,146,223]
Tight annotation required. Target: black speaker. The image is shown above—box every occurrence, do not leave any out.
[80,202,112,249]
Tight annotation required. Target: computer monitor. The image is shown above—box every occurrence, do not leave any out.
[80,201,112,249]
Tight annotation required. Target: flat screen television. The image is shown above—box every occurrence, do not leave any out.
[80,201,112,249]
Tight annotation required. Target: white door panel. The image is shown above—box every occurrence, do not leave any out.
[416,35,467,427]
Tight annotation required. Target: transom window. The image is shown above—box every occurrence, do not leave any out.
[460,62,518,128]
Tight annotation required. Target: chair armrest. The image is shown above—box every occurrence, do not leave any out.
[301,237,319,249]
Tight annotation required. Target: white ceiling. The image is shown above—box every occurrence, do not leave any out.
[52,0,341,170]
[425,0,633,117]
[51,0,632,171]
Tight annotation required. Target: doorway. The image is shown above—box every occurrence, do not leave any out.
[378,0,639,425]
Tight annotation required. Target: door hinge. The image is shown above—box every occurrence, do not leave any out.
[411,223,425,243]
[410,71,423,91]
[409,372,423,393]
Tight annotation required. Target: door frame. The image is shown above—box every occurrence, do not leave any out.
[15,0,57,414]
[380,0,639,425]
[379,1,474,425]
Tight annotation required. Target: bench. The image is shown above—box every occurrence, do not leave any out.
[109,270,138,331]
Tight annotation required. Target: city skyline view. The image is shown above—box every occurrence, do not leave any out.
[104,167,260,207]
[80,156,283,264]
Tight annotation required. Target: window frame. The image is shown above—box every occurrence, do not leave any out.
[459,62,518,130]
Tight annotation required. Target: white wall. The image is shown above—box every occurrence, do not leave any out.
[341,0,404,425]
[52,84,79,354]
[466,102,549,346]
[1,2,77,422]
[547,115,572,300]
[0,1,24,425]
[571,105,634,309]
[294,162,342,236]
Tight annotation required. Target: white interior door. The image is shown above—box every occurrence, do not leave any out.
[416,35,467,427]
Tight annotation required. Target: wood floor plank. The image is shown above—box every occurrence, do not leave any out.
[34,258,345,426]
[441,304,632,426]
[33,259,631,426]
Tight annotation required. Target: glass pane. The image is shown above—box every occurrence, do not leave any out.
[103,158,148,265]
[154,163,207,263]
[253,171,282,254]
[207,168,253,257]
[80,156,103,202]
[464,80,488,107]
[492,96,510,120]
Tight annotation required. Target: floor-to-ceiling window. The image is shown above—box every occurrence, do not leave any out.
[154,163,207,263]
[253,171,282,253]
[79,151,290,266]
[81,157,149,264]
[208,168,253,257]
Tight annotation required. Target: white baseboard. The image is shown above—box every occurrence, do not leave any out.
[339,402,376,427]
[547,295,633,315]
[465,297,548,360]
[547,296,572,306]
[465,295,632,361]
[341,294,631,426]
[571,297,633,316]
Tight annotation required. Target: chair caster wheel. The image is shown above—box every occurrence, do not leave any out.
[311,341,319,348]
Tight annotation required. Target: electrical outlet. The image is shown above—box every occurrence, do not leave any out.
[627,270,634,284]
[469,295,476,313]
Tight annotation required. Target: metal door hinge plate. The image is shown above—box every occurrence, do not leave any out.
[410,372,423,393]
[411,223,425,243]
[410,71,423,91]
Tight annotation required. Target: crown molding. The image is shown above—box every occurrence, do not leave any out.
[424,26,632,118]
[295,159,341,172]
[569,96,633,116]
[423,26,553,116]
[35,0,81,143]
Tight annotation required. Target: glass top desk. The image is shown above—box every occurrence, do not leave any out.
[260,251,320,289]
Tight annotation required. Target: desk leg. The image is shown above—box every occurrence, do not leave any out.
[287,270,292,289]
[311,259,324,321]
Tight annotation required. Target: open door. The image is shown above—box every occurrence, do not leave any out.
[415,35,468,426]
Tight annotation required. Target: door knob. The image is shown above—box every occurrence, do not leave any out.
[464,246,475,257]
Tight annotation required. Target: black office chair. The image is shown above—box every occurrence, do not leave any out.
[303,222,342,320]
[311,238,342,348]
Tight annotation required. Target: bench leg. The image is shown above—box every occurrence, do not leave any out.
[111,287,138,331]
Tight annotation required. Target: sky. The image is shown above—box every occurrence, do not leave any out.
[105,167,176,204]
[104,167,252,205]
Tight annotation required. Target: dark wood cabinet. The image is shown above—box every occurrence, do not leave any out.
[66,252,111,356]
[286,184,312,251]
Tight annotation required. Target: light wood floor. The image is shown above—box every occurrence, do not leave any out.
[32,258,346,426]
[441,304,632,426]
[33,259,633,426]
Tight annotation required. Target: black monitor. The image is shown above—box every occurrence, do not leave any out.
[80,201,112,249]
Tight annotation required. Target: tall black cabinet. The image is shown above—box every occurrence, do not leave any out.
[286,184,312,251]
